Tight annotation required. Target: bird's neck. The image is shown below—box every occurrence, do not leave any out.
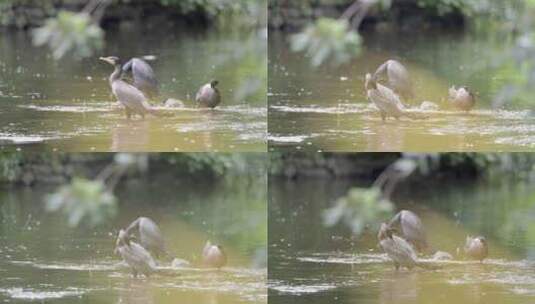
[109,65,122,85]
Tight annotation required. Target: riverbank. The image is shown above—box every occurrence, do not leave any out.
[268,0,467,31]
[0,0,235,30]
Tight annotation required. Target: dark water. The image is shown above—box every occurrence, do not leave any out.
[0,27,266,152]
[268,29,535,152]
[269,175,535,304]
[0,174,267,303]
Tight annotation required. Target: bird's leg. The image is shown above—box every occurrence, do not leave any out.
[380,111,386,122]
[394,262,400,271]
[132,270,138,278]
[125,108,132,120]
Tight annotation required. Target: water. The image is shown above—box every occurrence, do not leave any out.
[268,175,535,304]
[0,27,266,152]
[0,174,267,303]
[268,29,535,152]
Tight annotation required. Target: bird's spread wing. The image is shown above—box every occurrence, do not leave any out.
[132,58,158,87]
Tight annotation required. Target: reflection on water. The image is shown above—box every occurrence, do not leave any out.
[268,30,534,151]
[0,175,267,303]
[0,27,266,151]
[269,176,535,304]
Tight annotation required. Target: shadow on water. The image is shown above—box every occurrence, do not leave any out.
[269,176,535,304]
[268,29,535,152]
[0,174,267,303]
[0,27,266,152]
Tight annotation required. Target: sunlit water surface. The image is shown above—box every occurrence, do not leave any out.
[0,175,267,303]
[0,27,266,151]
[268,30,535,152]
[269,176,535,304]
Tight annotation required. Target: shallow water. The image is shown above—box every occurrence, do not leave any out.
[268,176,535,304]
[0,174,267,303]
[0,27,266,151]
[268,30,534,152]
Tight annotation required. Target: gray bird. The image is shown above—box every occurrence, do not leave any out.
[124,217,169,260]
[378,223,436,270]
[464,236,488,262]
[202,241,227,269]
[100,56,166,119]
[365,73,419,121]
[388,210,428,253]
[374,59,414,102]
[195,80,221,108]
[115,229,158,278]
[122,57,159,100]
[448,86,475,112]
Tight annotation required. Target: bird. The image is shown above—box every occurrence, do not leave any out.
[448,86,475,112]
[195,80,221,108]
[365,73,420,121]
[124,217,169,260]
[378,223,436,270]
[99,56,167,119]
[464,236,488,262]
[202,241,227,269]
[121,57,159,100]
[373,59,414,102]
[115,229,158,278]
[388,210,428,253]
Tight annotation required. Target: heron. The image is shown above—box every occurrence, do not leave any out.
[195,80,221,108]
[99,56,167,119]
[373,59,413,102]
[448,86,475,112]
[464,236,488,262]
[115,229,158,278]
[121,57,159,100]
[365,73,420,121]
[202,241,227,269]
[378,223,436,270]
[124,217,170,260]
[388,210,428,253]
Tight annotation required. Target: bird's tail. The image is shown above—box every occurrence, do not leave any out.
[416,261,442,270]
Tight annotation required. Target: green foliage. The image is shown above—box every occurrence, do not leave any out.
[290,18,361,67]
[323,187,394,235]
[159,153,266,178]
[45,178,117,228]
[32,11,103,60]
[416,0,476,16]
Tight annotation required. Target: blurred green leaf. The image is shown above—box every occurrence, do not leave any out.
[323,186,394,235]
[45,177,117,228]
[290,17,361,67]
[32,11,103,60]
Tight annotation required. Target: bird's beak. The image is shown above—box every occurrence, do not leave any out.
[99,57,111,64]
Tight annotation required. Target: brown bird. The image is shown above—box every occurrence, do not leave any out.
[195,80,222,108]
[464,236,488,262]
[448,86,476,112]
[202,241,227,269]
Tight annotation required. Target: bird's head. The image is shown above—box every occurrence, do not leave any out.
[378,223,396,240]
[99,56,121,66]
[365,73,376,90]
[210,80,219,88]
[114,229,130,254]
